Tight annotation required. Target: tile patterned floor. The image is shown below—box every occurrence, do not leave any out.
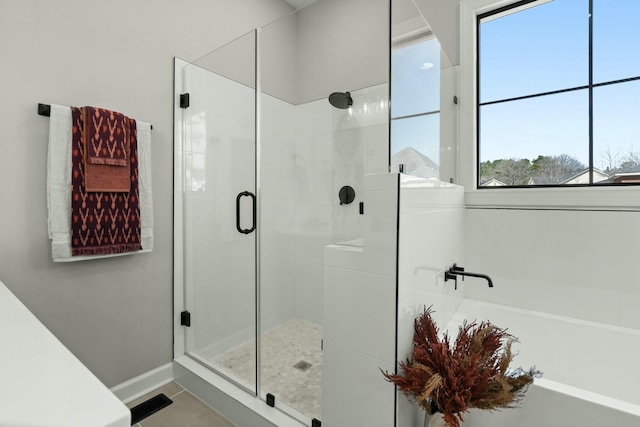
[127,382,235,427]
[210,318,323,420]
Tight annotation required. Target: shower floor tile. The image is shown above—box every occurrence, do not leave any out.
[210,318,323,420]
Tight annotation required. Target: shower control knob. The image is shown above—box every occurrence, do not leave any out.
[338,185,355,205]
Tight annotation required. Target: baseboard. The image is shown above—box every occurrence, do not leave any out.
[110,363,174,404]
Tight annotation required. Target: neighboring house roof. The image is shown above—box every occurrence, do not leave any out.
[391,147,439,179]
[480,178,507,187]
[560,168,608,184]
[597,165,640,183]
[527,168,609,186]
[615,165,640,174]
[527,176,558,186]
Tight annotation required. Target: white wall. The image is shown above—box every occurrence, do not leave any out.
[465,208,640,330]
[261,11,300,105]
[296,0,389,104]
[412,0,460,65]
[0,0,293,388]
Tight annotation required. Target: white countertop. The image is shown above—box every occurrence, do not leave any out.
[0,280,130,427]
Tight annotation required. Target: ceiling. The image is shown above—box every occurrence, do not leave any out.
[283,0,319,10]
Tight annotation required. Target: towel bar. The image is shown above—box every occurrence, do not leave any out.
[38,103,153,130]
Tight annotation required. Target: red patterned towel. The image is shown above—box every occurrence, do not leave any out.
[71,107,142,256]
[83,106,129,166]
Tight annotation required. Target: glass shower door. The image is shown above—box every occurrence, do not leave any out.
[181,30,257,393]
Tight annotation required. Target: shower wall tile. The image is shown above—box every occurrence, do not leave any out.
[290,232,331,262]
[190,234,254,286]
[332,124,364,244]
[324,265,396,364]
[294,260,324,325]
[362,193,401,277]
[321,341,395,427]
[295,99,331,133]
[620,292,640,330]
[260,133,295,169]
[193,271,256,356]
[290,96,334,326]
[260,94,299,327]
[313,132,334,204]
[324,244,366,270]
[364,123,390,174]
[260,175,297,201]
[359,86,389,128]
[288,200,332,234]
[259,204,298,255]
[364,173,398,191]
[260,262,296,331]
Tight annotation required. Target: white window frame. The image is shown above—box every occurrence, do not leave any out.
[459,0,640,210]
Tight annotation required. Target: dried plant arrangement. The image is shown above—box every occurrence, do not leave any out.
[383,307,541,427]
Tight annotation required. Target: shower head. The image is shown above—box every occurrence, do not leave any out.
[328,91,353,109]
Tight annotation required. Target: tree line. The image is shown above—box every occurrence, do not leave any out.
[480,150,640,186]
[480,154,585,186]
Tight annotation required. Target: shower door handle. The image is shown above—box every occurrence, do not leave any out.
[236,191,256,234]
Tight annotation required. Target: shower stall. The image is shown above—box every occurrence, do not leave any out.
[173,1,394,425]
[172,1,640,427]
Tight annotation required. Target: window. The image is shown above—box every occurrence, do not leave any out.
[477,0,640,188]
[391,37,442,179]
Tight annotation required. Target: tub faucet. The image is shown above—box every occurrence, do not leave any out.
[444,264,494,289]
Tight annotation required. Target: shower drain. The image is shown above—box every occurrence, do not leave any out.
[293,360,312,372]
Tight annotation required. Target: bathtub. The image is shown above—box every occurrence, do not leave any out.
[443,299,640,427]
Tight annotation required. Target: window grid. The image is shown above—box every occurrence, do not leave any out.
[476,0,640,189]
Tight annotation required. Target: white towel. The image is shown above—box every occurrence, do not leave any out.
[137,121,154,251]
[47,105,154,262]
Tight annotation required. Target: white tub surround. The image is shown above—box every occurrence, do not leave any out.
[0,281,130,427]
[395,176,466,427]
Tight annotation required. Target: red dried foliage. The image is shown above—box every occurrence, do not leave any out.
[383,307,541,427]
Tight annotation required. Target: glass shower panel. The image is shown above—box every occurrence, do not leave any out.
[258,0,389,423]
[182,30,257,392]
[390,0,456,182]
[259,11,326,422]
